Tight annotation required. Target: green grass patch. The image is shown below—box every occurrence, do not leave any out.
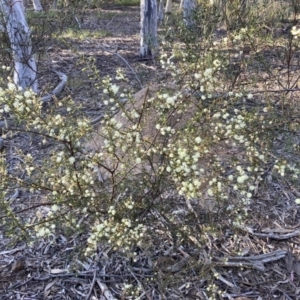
[114,0,140,6]
[60,28,112,40]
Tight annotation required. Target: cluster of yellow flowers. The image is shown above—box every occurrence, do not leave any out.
[291,26,300,38]
[206,282,226,299]
[0,81,41,118]
[121,283,143,299]
[86,199,146,255]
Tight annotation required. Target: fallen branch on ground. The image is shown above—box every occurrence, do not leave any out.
[214,249,287,271]
[41,71,68,102]
[242,226,300,240]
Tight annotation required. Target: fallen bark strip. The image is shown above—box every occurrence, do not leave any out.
[214,249,287,271]
[251,230,300,240]
[154,250,287,274]
[96,279,117,300]
[242,225,300,240]
[226,249,287,262]
[0,245,26,256]
[32,270,129,284]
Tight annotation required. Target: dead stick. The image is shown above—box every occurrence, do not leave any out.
[85,269,97,300]
[96,279,117,300]
[251,231,300,240]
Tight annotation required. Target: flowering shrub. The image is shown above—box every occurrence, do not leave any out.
[0,2,299,282]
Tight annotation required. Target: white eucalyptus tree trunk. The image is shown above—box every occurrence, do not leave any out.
[0,0,38,92]
[165,0,171,13]
[32,0,43,11]
[179,0,183,11]
[140,0,158,57]
[183,0,196,28]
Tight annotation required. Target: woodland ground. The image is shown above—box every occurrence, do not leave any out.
[1,2,300,300]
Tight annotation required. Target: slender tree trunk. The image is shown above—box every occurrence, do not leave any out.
[32,0,43,11]
[0,0,38,92]
[165,0,171,14]
[179,0,183,11]
[183,0,196,28]
[158,0,164,23]
[140,0,158,57]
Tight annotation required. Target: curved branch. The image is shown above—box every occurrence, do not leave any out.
[41,71,68,102]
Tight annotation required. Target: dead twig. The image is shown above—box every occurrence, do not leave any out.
[99,45,143,89]
[85,269,97,300]
[106,14,118,27]
[215,260,265,271]
[90,113,104,126]
[251,230,300,240]
[83,35,143,89]
[74,16,82,29]
[96,279,117,300]
[211,268,235,288]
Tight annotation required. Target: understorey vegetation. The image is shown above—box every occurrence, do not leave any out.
[0,0,300,298]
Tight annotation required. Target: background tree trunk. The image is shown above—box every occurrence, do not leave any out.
[179,0,183,11]
[165,0,171,14]
[158,0,164,23]
[0,0,38,92]
[140,0,158,57]
[32,0,43,11]
[183,0,196,28]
